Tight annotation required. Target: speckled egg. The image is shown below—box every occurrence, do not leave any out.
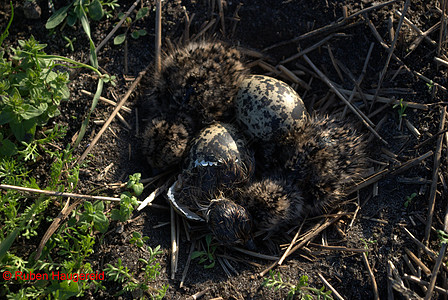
[236,75,308,141]
[174,122,255,208]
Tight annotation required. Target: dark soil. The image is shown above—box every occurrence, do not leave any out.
[3,0,448,299]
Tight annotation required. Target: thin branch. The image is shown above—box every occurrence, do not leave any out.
[263,0,398,51]
[76,65,150,165]
[0,184,123,202]
[303,54,388,145]
[155,0,162,74]
[318,273,345,300]
[362,252,379,300]
[425,243,448,300]
[425,107,446,243]
[80,90,132,113]
[371,0,410,110]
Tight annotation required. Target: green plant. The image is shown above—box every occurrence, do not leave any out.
[0,145,102,299]
[111,192,139,222]
[63,35,76,52]
[0,37,70,142]
[360,238,377,256]
[392,98,407,122]
[263,271,333,300]
[404,192,417,208]
[127,173,144,196]
[113,7,149,45]
[0,2,13,47]
[426,80,434,94]
[46,0,118,30]
[77,200,109,233]
[111,173,143,222]
[191,235,217,269]
[130,232,149,248]
[100,0,120,19]
[437,230,448,245]
[105,245,168,299]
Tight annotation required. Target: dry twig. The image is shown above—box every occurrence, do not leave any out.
[76,65,150,165]
[318,273,345,300]
[425,243,448,300]
[303,54,387,144]
[371,0,410,109]
[425,107,446,243]
[362,252,379,300]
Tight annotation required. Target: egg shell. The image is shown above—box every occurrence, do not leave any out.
[236,75,308,141]
[179,122,254,206]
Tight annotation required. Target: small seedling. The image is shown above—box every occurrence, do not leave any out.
[191,235,217,269]
[63,35,76,51]
[263,271,333,300]
[437,230,448,245]
[126,173,144,196]
[105,245,167,298]
[113,7,149,45]
[110,192,139,222]
[129,232,149,248]
[360,238,377,256]
[404,192,417,208]
[426,80,434,94]
[393,98,407,122]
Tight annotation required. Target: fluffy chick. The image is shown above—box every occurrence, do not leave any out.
[147,41,248,123]
[142,113,196,170]
[280,114,367,214]
[205,198,254,248]
[239,178,305,236]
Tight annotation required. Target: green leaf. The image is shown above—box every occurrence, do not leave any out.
[131,31,139,39]
[73,79,103,148]
[0,110,14,125]
[10,119,36,142]
[0,228,20,262]
[0,138,18,156]
[93,212,109,233]
[20,103,48,120]
[88,38,98,69]
[88,0,104,21]
[45,4,72,29]
[191,251,204,260]
[111,209,126,222]
[0,2,14,47]
[78,8,91,39]
[135,7,148,20]
[137,29,147,36]
[114,33,126,45]
[67,12,78,27]
[132,183,143,196]
[84,201,94,214]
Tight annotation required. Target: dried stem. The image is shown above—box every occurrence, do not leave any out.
[155,0,162,74]
[303,54,388,145]
[425,243,448,300]
[371,0,410,110]
[318,273,345,300]
[0,184,123,202]
[425,107,446,243]
[362,252,379,300]
[80,90,132,113]
[76,65,150,165]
